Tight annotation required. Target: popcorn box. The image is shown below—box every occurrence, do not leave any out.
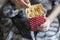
[26,4,46,31]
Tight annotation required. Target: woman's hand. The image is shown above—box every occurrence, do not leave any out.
[37,19,51,32]
[38,4,60,32]
[13,0,31,9]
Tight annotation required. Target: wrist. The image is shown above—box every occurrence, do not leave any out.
[46,18,51,24]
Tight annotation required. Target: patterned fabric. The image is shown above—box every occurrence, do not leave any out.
[2,4,19,18]
[0,4,32,40]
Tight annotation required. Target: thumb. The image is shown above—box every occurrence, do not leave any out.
[24,0,30,4]
[21,0,31,7]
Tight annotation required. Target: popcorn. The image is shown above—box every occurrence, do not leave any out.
[26,4,46,31]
